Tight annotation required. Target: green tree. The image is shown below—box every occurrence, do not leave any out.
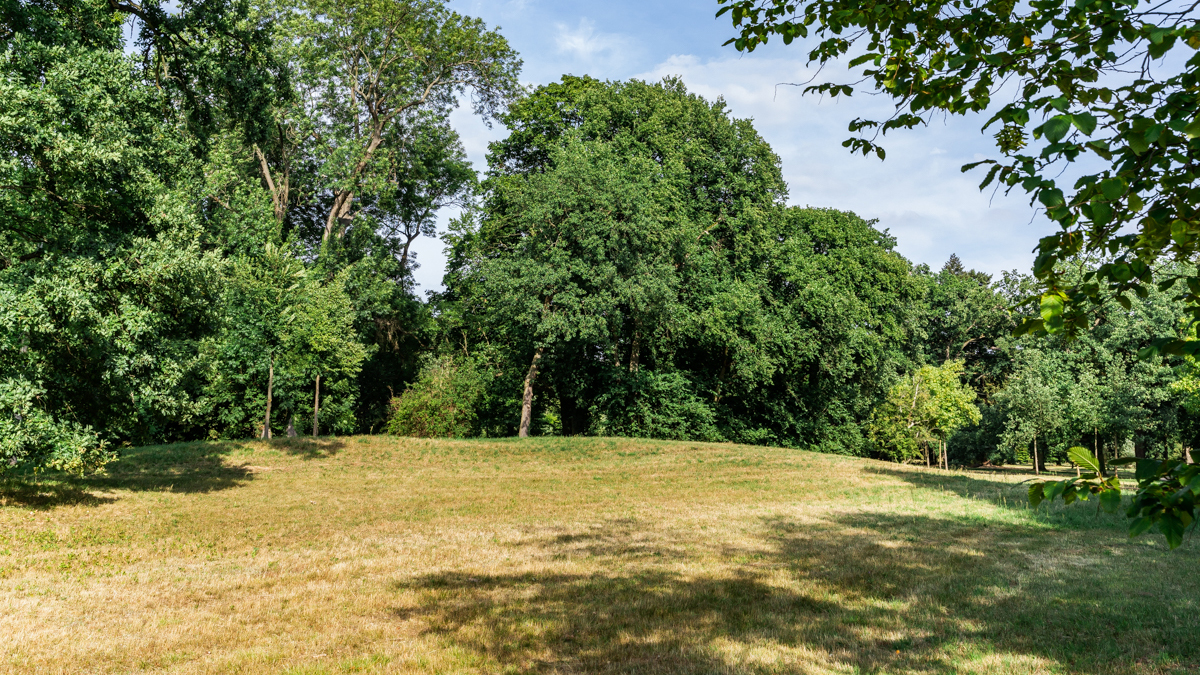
[0,0,260,470]
[442,76,921,449]
[274,0,519,244]
[996,350,1063,474]
[916,257,1014,398]
[717,0,1200,350]
[203,243,367,438]
[871,360,981,466]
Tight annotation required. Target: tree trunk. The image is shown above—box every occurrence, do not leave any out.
[286,414,297,438]
[518,347,544,438]
[1096,427,1106,476]
[261,355,274,440]
[628,326,641,373]
[1185,446,1193,464]
[1032,435,1039,476]
[312,374,320,437]
[942,441,948,470]
[925,443,930,468]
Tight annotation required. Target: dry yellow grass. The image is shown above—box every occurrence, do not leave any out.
[0,436,1197,674]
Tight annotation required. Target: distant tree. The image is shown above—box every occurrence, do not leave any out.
[917,258,1014,398]
[272,0,519,245]
[871,360,980,466]
[204,244,367,438]
[996,350,1063,474]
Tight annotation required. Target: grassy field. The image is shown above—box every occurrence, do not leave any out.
[1,436,1197,675]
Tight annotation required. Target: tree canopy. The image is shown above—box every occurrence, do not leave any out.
[439,76,922,449]
[717,0,1200,352]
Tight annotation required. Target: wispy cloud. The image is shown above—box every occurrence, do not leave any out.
[554,18,618,59]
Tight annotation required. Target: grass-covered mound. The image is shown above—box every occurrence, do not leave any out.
[1,437,1197,674]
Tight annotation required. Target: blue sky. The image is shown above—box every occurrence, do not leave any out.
[407,0,1051,291]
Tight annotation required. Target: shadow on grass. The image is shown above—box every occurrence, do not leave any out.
[0,442,254,509]
[1,437,347,509]
[865,465,1136,534]
[390,513,1200,674]
[265,436,346,460]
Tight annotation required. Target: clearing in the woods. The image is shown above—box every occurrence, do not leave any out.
[1,436,1197,674]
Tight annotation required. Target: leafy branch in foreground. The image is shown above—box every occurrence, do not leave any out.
[717,0,1200,350]
[1031,447,1199,549]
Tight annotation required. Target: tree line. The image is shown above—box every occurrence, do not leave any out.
[5,0,1200,477]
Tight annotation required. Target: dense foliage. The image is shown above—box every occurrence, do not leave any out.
[1,0,517,468]
[717,0,1200,352]
[436,77,923,450]
[4,0,1198,549]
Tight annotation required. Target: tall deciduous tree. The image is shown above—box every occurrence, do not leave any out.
[441,76,921,448]
[717,0,1200,351]
[278,0,519,244]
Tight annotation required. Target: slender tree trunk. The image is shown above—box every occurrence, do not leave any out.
[1185,447,1193,464]
[286,414,297,438]
[629,325,641,373]
[925,443,930,468]
[261,355,274,440]
[518,347,544,438]
[312,374,320,437]
[1096,427,1106,476]
[1032,435,1039,476]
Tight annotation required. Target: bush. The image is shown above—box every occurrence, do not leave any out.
[592,371,722,442]
[385,357,484,438]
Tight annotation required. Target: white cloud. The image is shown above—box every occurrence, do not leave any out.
[555,18,616,60]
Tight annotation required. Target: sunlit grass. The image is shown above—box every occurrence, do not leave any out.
[1,436,1196,674]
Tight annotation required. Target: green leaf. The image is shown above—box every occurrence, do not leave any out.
[1042,115,1072,143]
[1068,446,1101,474]
[1129,516,1155,538]
[1134,459,1162,481]
[1038,188,1065,208]
[1072,113,1097,136]
[1184,119,1200,140]
[1100,488,1122,513]
[1159,514,1186,549]
[1028,482,1045,508]
[1039,293,1064,323]
[1013,318,1044,337]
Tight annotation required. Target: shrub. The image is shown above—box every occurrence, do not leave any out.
[385,357,484,438]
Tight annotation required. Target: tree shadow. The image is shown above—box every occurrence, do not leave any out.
[864,465,1135,533]
[2,441,253,508]
[265,436,346,460]
[0,481,117,509]
[0,437,348,509]
[776,511,1200,670]
[538,518,693,562]
[387,514,1200,673]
